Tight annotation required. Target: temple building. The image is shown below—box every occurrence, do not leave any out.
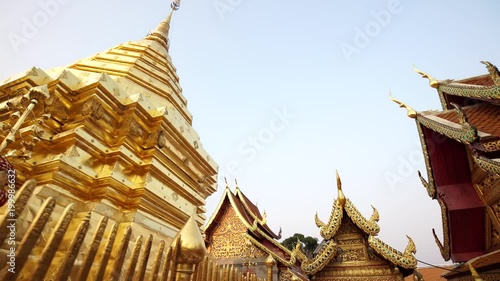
[0,2,219,280]
[293,172,417,280]
[205,174,418,281]
[392,61,500,280]
[203,180,308,281]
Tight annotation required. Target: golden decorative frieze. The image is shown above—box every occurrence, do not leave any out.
[32,203,76,280]
[368,235,417,269]
[0,178,250,281]
[77,215,108,281]
[479,139,500,152]
[344,200,380,236]
[316,200,342,240]
[416,123,437,198]
[284,173,417,279]
[416,107,478,145]
[475,173,500,205]
[473,154,500,176]
[432,197,451,261]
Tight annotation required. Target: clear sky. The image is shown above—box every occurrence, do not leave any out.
[1,0,499,267]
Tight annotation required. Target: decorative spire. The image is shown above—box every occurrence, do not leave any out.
[224,177,229,188]
[336,170,346,207]
[146,0,181,50]
[389,93,417,119]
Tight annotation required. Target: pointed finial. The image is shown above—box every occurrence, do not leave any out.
[265,254,276,267]
[389,93,417,119]
[146,0,181,50]
[234,178,239,189]
[224,177,229,188]
[480,61,500,86]
[176,215,206,264]
[413,65,439,88]
[336,170,346,207]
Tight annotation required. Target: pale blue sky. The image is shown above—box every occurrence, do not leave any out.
[1,0,499,266]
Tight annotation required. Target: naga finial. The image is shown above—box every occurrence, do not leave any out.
[389,93,417,119]
[224,177,229,188]
[234,178,239,189]
[450,103,478,144]
[480,61,500,86]
[336,170,346,208]
[450,103,469,125]
[370,205,380,222]
[413,65,439,88]
[404,235,417,255]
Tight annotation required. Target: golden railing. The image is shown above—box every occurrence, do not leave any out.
[0,179,271,281]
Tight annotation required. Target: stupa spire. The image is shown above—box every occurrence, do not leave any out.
[146,0,180,50]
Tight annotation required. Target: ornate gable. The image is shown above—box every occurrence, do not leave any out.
[284,172,417,280]
[209,205,266,259]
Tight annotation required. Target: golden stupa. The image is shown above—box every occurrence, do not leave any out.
[0,1,226,280]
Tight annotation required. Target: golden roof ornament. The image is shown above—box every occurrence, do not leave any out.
[389,93,417,119]
[336,170,346,208]
[146,0,181,50]
[0,86,50,153]
[265,254,276,267]
[413,65,439,88]
[480,60,500,86]
[176,215,206,264]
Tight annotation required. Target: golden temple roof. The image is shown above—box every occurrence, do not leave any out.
[0,2,218,228]
[204,182,283,241]
[286,172,417,277]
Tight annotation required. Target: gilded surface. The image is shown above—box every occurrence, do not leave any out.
[0,177,244,281]
[279,269,294,281]
[437,83,500,100]
[481,61,500,86]
[344,200,380,236]
[0,3,221,280]
[448,272,500,281]
[479,139,500,152]
[286,238,337,275]
[416,123,437,198]
[210,206,266,259]
[416,106,478,145]
[315,200,343,240]
[475,173,500,205]
[492,227,500,247]
[285,174,416,279]
[389,94,417,118]
[368,235,417,269]
[473,154,500,176]
[413,65,440,88]
[432,197,451,261]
